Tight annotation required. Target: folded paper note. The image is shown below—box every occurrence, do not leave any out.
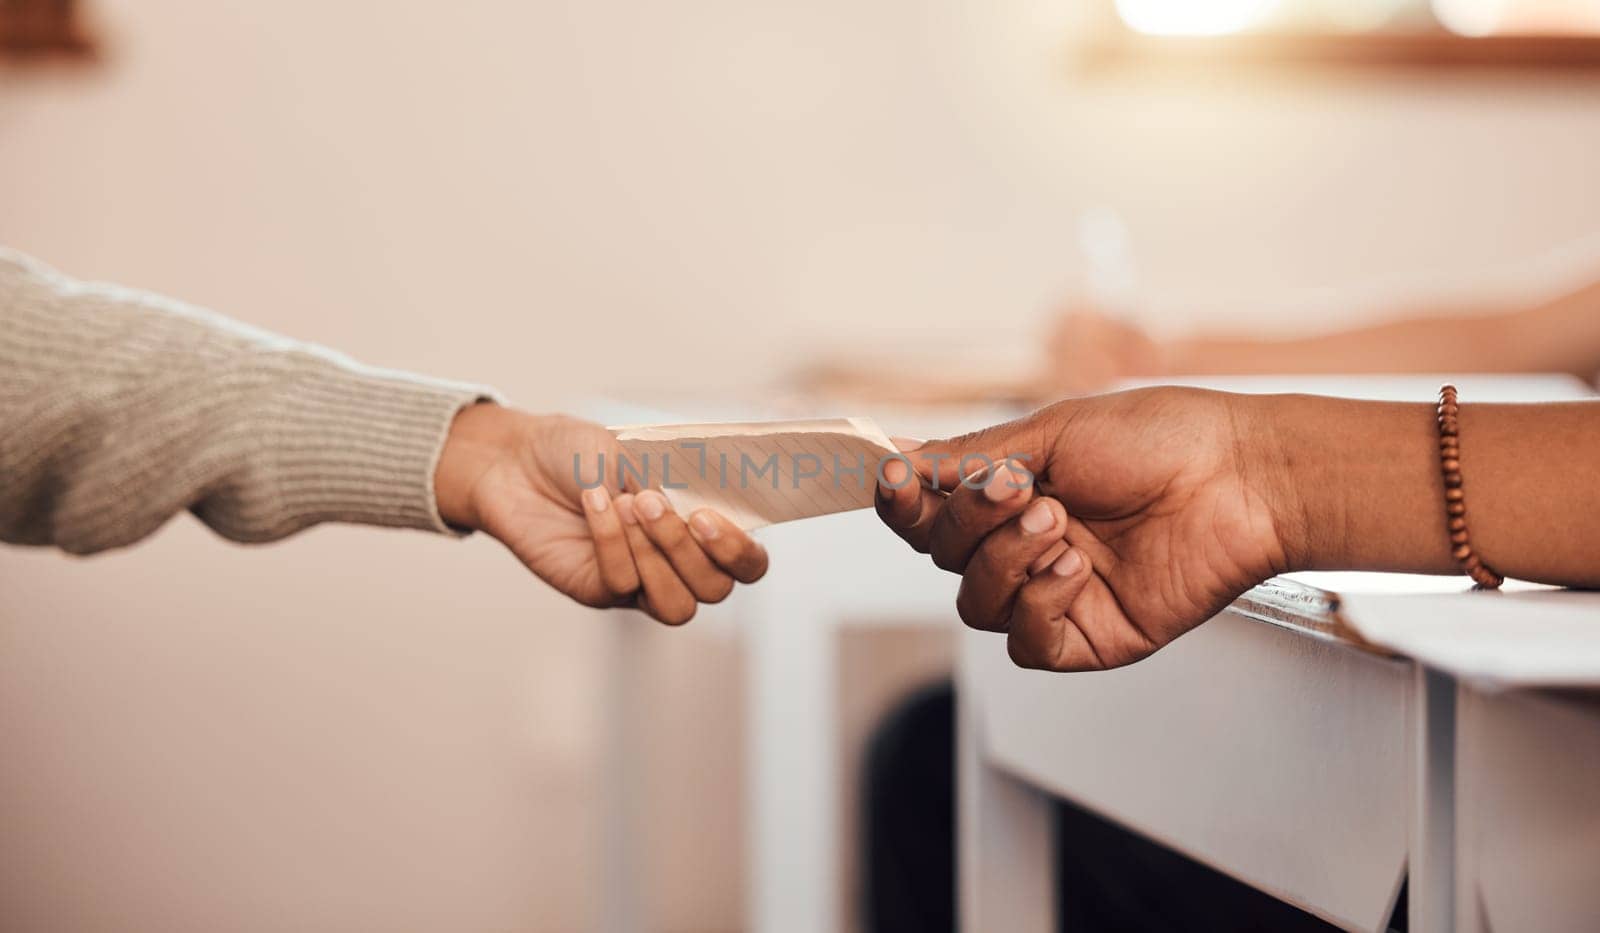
[610,418,899,530]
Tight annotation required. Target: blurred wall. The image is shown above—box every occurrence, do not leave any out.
[2,1,1599,931]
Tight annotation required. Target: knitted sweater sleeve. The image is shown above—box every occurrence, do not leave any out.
[0,248,497,553]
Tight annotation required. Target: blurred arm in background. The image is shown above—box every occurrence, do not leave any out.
[796,271,1600,408]
[0,248,764,624]
[1047,270,1600,394]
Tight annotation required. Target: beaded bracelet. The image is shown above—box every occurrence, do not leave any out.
[1436,384,1503,589]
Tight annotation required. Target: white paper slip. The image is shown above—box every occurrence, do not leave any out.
[610,417,899,530]
[1334,586,1600,689]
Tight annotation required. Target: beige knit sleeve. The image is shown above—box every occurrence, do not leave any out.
[0,249,498,554]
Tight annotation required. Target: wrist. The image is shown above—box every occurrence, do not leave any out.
[435,402,519,530]
[1237,394,1324,574]
[1244,393,1455,575]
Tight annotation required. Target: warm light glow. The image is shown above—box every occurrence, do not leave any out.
[1431,0,1508,35]
[1315,0,1411,32]
[1432,0,1600,36]
[1114,0,1281,36]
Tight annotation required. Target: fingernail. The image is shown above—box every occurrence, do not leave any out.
[879,458,909,492]
[1029,540,1068,575]
[582,486,609,513]
[690,511,720,541]
[984,465,1021,502]
[616,494,638,525]
[1052,549,1086,577]
[636,490,667,521]
[890,435,925,452]
[1020,499,1055,535]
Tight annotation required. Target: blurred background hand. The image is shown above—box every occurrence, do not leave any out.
[1039,303,1169,396]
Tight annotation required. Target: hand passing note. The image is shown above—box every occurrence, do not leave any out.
[876,388,1299,671]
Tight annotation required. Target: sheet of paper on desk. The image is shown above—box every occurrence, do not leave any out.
[611,417,899,530]
[1290,571,1600,688]
[1335,587,1600,689]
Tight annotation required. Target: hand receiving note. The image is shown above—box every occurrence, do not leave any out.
[436,407,771,626]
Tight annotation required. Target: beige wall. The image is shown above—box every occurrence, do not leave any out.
[2,0,1598,930]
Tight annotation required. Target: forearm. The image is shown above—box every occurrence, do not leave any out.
[1256,394,1600,587]
[0,249,494,553]
[1168,275,1600,379]
[1168,313,1518,377]
[1497,277,1600,378]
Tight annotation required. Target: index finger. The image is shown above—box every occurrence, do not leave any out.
[927,462,1035,573]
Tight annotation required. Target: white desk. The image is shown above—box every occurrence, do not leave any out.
[960,601,1600,933]
[960,596,1417,931]
[1455,687,1600,933]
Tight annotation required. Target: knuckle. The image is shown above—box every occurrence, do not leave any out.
[944,497,980,535]
[931,543,963,573]
[955,583,999,632]
[701,576,736,604]
[600,563,639,596]
[896,525,931,555]
[578,591,614,610]
[656,598,697,627]
[646,519,686,547]
[1105,640,1153,670]
[1015,582,1056,618]
[1007,633,1043,670]
[954,590,981,629]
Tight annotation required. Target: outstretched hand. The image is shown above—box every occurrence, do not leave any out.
[435,404,768,624]
[877,388,1298,670]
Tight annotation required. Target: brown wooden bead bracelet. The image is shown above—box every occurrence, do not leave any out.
[1437,384,1503,589]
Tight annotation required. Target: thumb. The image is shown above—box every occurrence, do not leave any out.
[898,418,1044,494]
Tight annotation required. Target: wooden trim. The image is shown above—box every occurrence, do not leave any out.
[0,0,98,61]
[1080,22,1600,73]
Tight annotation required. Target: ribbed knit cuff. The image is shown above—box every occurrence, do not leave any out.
[211,355,503,541]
